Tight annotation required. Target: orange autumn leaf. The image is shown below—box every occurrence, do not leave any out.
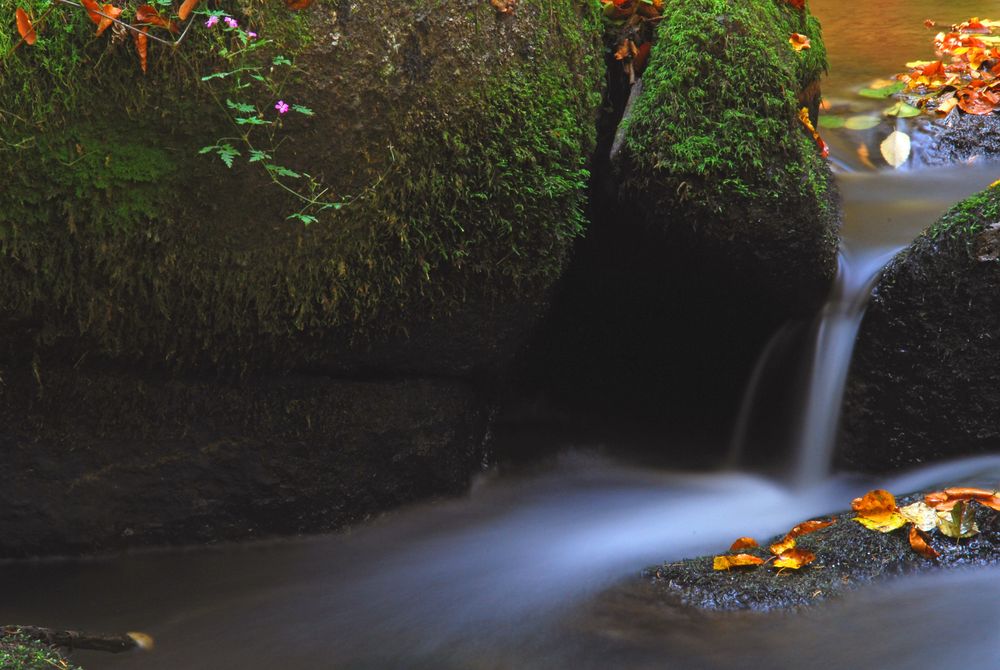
[789,33,811,51]
[633,41,651,74]
[926,487,1000,512]
[713,554,765,571]
[798,107,829,159]
[924,19,936,28]
[80,0,102,25]
[769,535,796,556]
[135,4,177,33]
[908,526,940,560]
[787,518,836,538]
[133,26,148,74]
[95,4,122,37]
[15,6,35,45]
[177,0,199,21]
[729,536,758,551]
[285,0,314,10]
[957,88,1000,114]
[772,548,815,570]
[851,489,906,532]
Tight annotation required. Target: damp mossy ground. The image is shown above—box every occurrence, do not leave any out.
[0,632,80,670]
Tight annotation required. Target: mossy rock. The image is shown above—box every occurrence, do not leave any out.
[839,186,1000,472]
[0,0,603,374]
[612,0,838,314]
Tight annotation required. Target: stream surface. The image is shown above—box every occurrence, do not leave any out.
[4,2,1000,668]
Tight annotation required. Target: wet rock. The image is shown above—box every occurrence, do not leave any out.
[611,0,840,316]
[839,187,1000,471]
[919,112,1000,165]
[645,492,1000,611]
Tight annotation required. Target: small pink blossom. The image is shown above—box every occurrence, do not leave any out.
[275,100,290,115]
[247,31,257,39]
[223,16,238,28]
[204,15,219,27]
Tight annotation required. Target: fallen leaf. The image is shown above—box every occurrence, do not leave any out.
[857,143,877,170]
[936,96,959,114]
[769,535,796,556]
[15,6,35,45]
[925,19,936,29]
[879,130,911,169]
[787,518,836,538]
[177,0,199,21]
[487,0,514,14]
[785,0,804,9]
[789,33,810,51]
[936,500,979,539]
[844,115,881,130]
[885,101,922,118]
[798,107,829,158]
[772,548,815,570]
[729,537,758,551]
[713,554,765,571]
[899,501,938,532]
[908,526,940,559]
[859,80,906,99]
[95,4,122,37]
[633,41,651,75]
[80,0,102,24]
[135,4,177,33]
[852,489,907,531]
[133,26,148,74]
[926,487,1000,512]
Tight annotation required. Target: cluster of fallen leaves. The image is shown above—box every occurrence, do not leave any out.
[713,485,999,573]
[852,486,1000,559]
[11,0,313,72]
[600,0,662,84]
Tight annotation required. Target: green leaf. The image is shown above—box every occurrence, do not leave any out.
[226,99,257,114]
[818,115,846,129]
[198,145,217,154]
[236,116,271,125]
[287,213,318,226]
[291,104,314,116]
[248,149,271,163]
[266,164,301,178]
[858,81,906,99]
[844,115,881,130]
[272,55,292,66]
[884,101,922,118]
[215,144,240,168]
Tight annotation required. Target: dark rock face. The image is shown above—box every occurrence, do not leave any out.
[646,492,1000,611]
[0,361,486,558]
[839,187,1000,472]
[918,113,1000,166]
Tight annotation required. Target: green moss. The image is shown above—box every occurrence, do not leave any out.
[619,0,832,229]
[0,0,603,370]
[0,633,81,670]
[927,184,1000,239]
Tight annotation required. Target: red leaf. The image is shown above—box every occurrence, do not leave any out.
[177,0,199,21]
[785,0,804,9]
[633,41,651,75]
[135,4,178,33]
[15,6,36,45]
[285,0,313,9]
[95,4,122,37]
[80,0,102,24]
[133,26,148,74]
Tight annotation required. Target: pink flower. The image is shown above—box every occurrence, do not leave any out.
[204,15,219,27]
[275,100,290,115]
[223,16,238,28]
[247,31,257,39]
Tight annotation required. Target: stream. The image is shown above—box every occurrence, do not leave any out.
[3,1,1000,668]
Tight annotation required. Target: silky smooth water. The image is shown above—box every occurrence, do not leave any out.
[3,3,1000,669]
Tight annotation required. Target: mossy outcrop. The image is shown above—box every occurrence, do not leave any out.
[839,187,1000,471]
[612,0,839,314]
[0,0,603,555]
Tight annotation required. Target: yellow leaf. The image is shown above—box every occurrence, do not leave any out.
[769,535,796,556]
[899,501,938,532]
[788,33,811,51]
[852,489,907,533]
[772,548,816,570]
[713,554,765,571]
[936,501,979,539]
[880,130,911,168]
[787,518,836,538]
[729,537,758,551]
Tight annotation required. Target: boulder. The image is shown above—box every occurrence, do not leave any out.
[839,187,1000,471]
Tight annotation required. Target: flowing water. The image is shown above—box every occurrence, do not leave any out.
[4,2,1000,668]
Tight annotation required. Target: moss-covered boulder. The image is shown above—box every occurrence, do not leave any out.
[0,0,603,374]
[612,0,839,314]
[839,187,1000,471]
[0,0,603,555]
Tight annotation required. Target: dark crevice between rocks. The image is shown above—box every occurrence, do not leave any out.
[492,57,798,470]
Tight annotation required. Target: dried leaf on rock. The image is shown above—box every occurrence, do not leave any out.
[772,548,815,570]
[957,88,1000,114]
[789,33,810,51]
[713,554,765,571]
[769,535,796,556]
[177,0,199,21]
[788,518,836,538]
[15,7,35,45]
[880,130,911,168]
[729,537,758,551]
[936,501,979,539]
[852,489,907,532]
[909,526,940,559]
[926,487,1000,512]
[899,501,938,532]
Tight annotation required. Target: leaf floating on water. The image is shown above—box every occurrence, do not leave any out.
[899,501,938,532]
[844,115,881,130]
[880,130,911,169]
[15,7,35,45]
[885,101,922,118]
[908,526,940,559]
[729,537,758,551]
[818,115,846,129]
[852,489,907,532]
[772,548,815,570]
[859,80,906,99]
[713,554,765,571]
[936,500,979,539]
[787,518,836,538]
[769,535,796,556]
